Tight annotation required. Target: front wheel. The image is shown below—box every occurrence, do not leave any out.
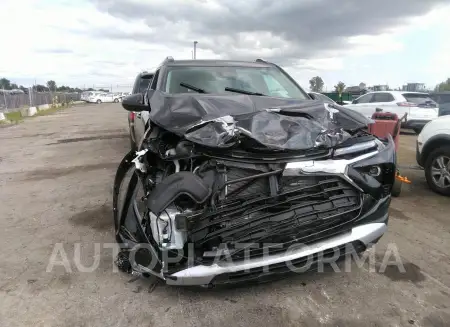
[424,146,450,196]
[96,99,102,104]
[130,130,137,151]
[391,178,402,197]
[114,98,119,103]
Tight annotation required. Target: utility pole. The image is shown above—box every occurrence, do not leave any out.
[193,41,198,60]
[29,87,32,107]
[2,88,7,110]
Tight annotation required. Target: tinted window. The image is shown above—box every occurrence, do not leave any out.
[430,94,450,104]
[163,66,309,99]
[371,93,394,102]
[354,93,373,104]
[139,79,151,93]
[132,74,154,94]
[402,93,435,104]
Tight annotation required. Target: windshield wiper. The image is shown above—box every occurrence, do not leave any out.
[225,87,265,96]
[180,82,207,93]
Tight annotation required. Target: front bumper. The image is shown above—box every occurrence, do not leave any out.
[166,220,387,286]
[163,178,392,286]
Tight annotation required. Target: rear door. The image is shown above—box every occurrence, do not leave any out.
[369,92,395,107]
[368,92,401,116]
[106,93,114,102]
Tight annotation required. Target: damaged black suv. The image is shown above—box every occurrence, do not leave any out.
[114,57,395,286]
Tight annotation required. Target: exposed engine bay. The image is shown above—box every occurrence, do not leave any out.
[113,94,395,286]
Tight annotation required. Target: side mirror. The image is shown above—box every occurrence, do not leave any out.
[308,93,316,100]
[122,93,148,112]
[352,100,357,104]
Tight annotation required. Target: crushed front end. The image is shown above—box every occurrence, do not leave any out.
[113,95,396,286]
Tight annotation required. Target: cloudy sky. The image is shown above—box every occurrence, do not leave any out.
[1,0,449,92]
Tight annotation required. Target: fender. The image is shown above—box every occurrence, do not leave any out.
[112,149,162,272]
[112,150,137,241]
[419,134,450,166]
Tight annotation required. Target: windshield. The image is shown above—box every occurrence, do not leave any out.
[163,66,309,99]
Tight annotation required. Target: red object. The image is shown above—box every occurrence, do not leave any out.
[368,112,401,150]
[129,111,135,122]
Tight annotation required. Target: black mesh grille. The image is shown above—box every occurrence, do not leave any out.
[225,167,270,198]
[188,175,362,263]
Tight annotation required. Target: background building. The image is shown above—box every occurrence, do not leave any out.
[402,83,426,92]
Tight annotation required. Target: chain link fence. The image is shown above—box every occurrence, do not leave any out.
[0,91,81,112]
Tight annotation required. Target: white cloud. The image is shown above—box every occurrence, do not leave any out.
[0,0,448,92]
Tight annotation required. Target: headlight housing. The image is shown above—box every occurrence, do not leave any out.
[347,135,396,199]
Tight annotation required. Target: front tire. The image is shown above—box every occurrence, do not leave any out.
[96,99,102,104]
[130,131,137,151]
[424,146,450,196]
[114,98,119,103]
[391,178,402,197]
[129,122,137,151]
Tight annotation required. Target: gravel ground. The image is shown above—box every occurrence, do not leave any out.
[0,103,449,327]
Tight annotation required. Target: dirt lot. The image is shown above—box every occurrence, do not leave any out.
[0,103,449,327]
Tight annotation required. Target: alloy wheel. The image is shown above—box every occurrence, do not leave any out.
[431,155,450,189]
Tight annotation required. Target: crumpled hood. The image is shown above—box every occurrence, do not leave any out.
[148,90,372,150]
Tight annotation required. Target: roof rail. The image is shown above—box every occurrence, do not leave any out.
[164,56,174,63]
[255,58,267,63]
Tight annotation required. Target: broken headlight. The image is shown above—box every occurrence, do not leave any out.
[347,135,396,199]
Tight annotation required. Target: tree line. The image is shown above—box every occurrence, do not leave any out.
[435,78,450,92]
[309,76,450,93]
[0,78,109,93]
[309,76,348,94]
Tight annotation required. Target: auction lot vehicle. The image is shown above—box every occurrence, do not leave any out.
[416,115,450,196]
[81,91,97,102]
[88,92,120,104]
[344,91,439,134]
[113,58,395,286]
[81,91,105,102]
[430,91,450,116]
